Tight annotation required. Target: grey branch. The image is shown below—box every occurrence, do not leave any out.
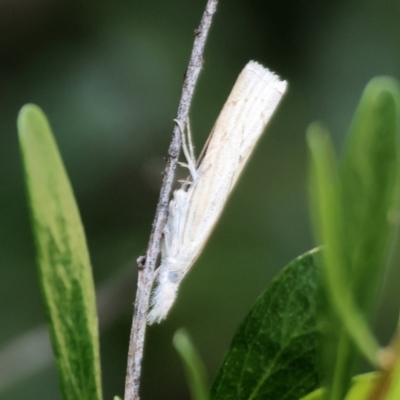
[123,1,219,399]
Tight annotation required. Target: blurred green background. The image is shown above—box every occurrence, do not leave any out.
[1,1,400,399]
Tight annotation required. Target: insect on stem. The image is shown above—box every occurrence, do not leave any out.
[147,61,288,325]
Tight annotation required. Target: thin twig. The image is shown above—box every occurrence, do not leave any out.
[123,1,219,399]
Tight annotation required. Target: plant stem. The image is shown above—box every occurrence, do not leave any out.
[123,1,219,399]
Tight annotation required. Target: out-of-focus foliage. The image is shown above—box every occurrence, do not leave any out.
[307,77,400,400]
[301,373,381,400]
[2,1,400,399]
[173,329,208,400]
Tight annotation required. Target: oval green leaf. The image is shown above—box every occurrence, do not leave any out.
[210,249,321,400]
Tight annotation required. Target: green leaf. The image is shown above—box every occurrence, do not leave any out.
[307,77,400,400]
[339,78,400,400]
[307,123,380,353]
[344,373,381,400]
[210,249,321,400]
[173,329,209,400]
[300,373,381,400]
[340,77,400,312]
[18,104,102,400]
[386,345,400,400]
[307,124,381,400]
[300,387,325,400]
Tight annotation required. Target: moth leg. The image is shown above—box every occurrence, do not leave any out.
[174,118,198,181]
[177,161,190,170]
[185,117,196,168]
[152,227,169,283]
[162,223,171,255]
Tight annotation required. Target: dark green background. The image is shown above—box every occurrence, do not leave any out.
[1,1,400,399]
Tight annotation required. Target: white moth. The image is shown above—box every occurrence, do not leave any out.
[147,61,287,324]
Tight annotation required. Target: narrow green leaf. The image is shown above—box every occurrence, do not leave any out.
[18,104,102,400]
[173,329,208,400]
[308,123,360,400]
[300,373,381,400]
[307,124,380,366]
[344,373,381,400]
[340,77,400,312]
[300,387,325,400]
[210,249,321,400]
[339,78,400,400]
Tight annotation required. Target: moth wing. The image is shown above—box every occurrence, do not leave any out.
[180,62,287,269]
